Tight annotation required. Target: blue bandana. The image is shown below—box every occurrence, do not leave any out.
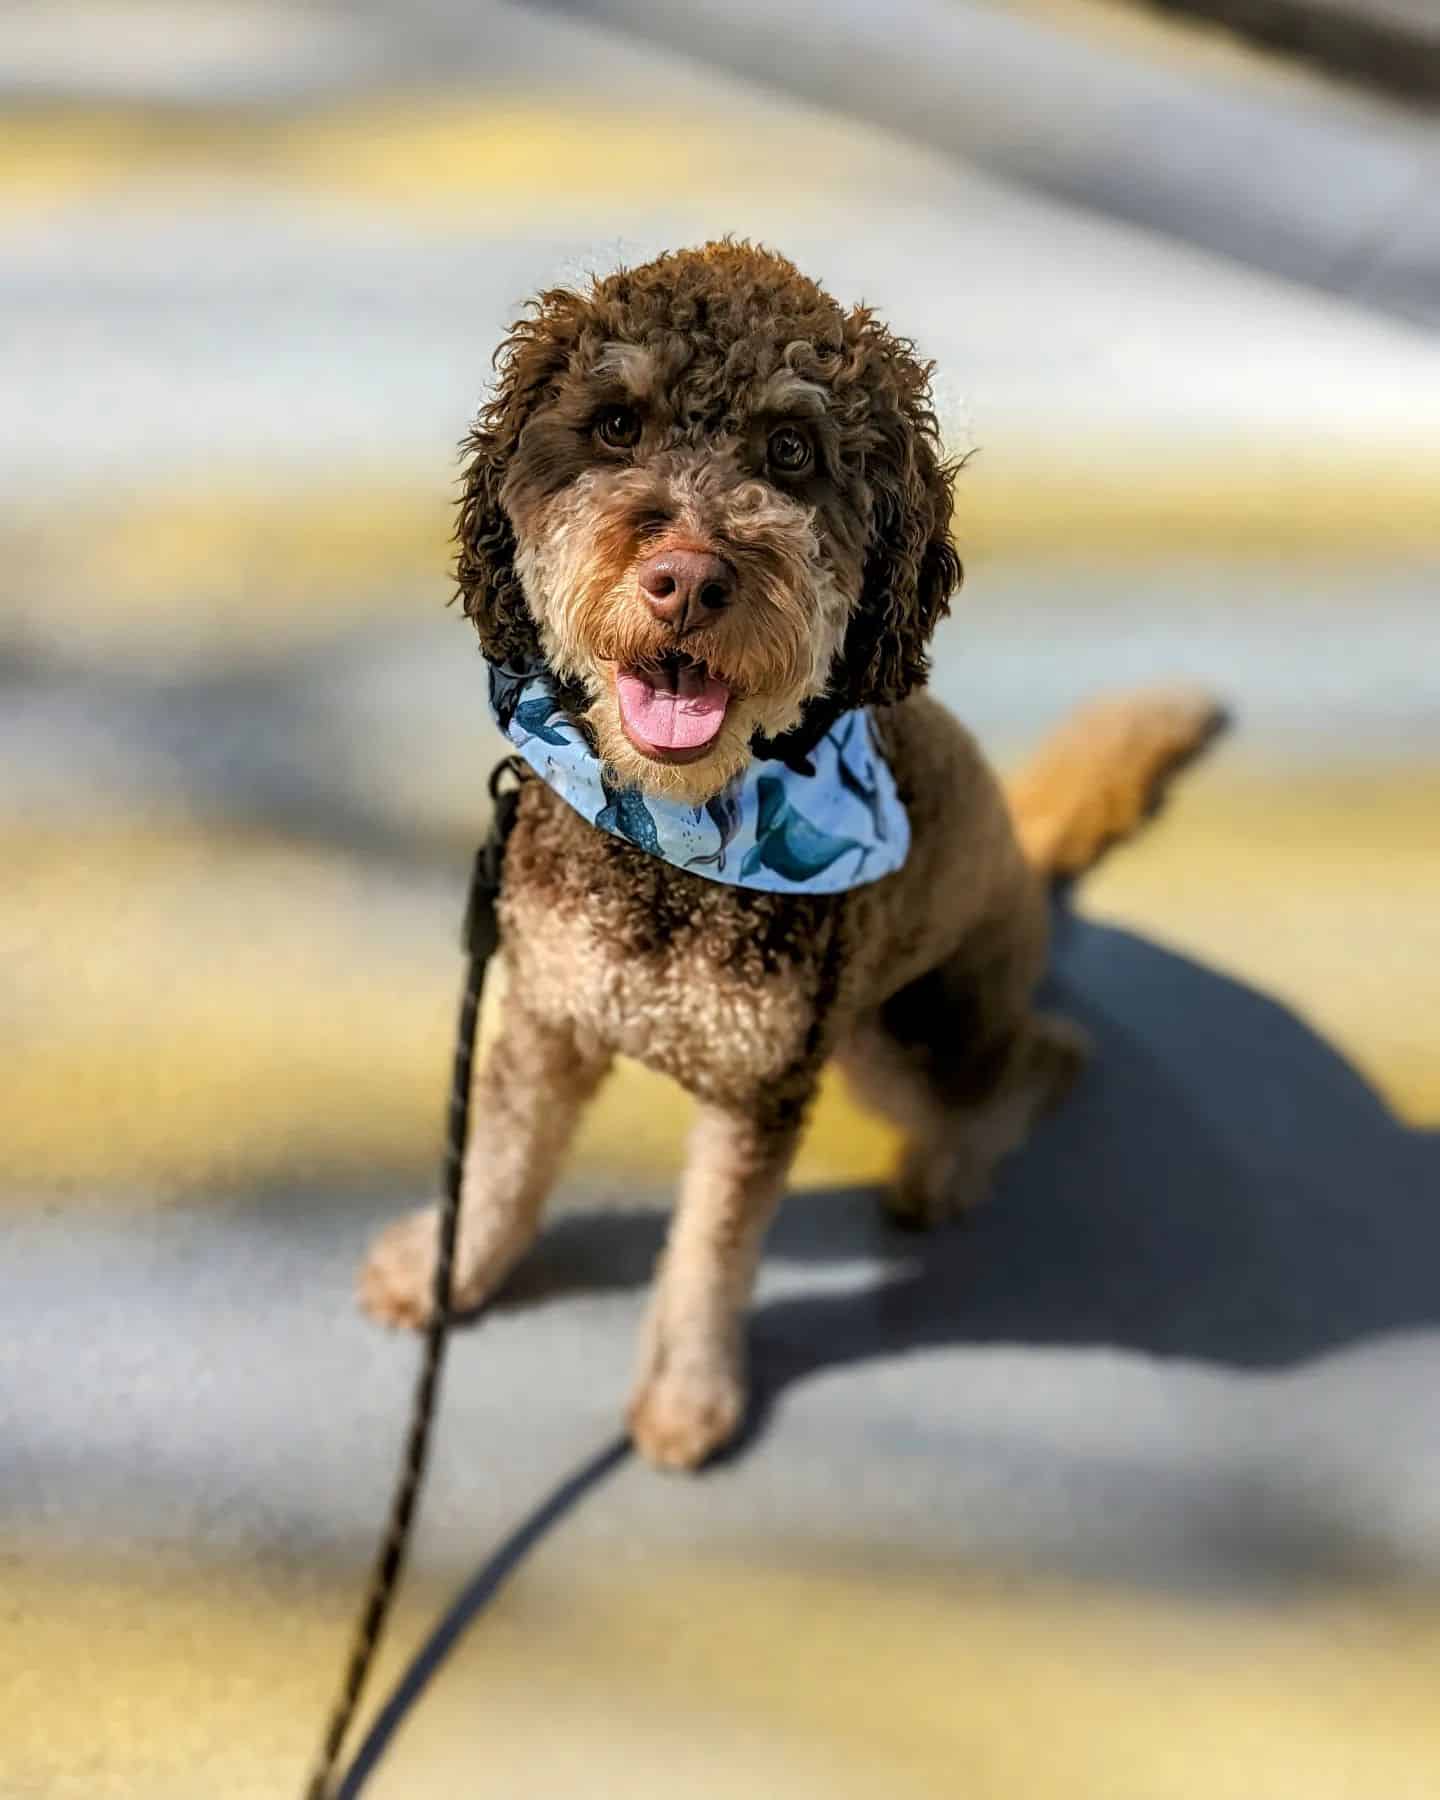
[489,663,909,894]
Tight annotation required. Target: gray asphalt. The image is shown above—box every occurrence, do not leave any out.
[549,0,1440,326]
[8,915,1440,1597]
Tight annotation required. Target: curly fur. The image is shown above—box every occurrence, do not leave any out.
[456,240,961,791]
[361,243,1223,1472]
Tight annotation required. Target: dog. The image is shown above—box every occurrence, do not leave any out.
[359,241,1221,1470]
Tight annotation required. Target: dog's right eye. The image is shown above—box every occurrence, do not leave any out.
[595,405,642,450]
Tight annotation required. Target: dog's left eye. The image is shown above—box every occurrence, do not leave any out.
[767,426,812,474]
[595,405,642,449]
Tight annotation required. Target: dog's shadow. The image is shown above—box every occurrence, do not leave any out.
[497,908,1440,1458]
[338,912,1440,1789]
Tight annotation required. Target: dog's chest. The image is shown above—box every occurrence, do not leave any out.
[498,791,841,1098]
[506,901,813,1093]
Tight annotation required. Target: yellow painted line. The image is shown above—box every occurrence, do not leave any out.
[0,95,851,214]
[1085,765,1440,1125]
[383,1554,1440,1800]
[3,762,1437,1199]
[283,96,835,211]
[0,826,894,1195]
[3,1551,395,1800]
[0,106,252,208]
[5,482,458,671]
[10,1547,1439,1799]
[960,446,1440,560]
[9,451,1440,680]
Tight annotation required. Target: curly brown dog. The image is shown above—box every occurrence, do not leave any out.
[360,241,1222,1470]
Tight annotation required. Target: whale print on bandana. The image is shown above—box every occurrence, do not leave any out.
[489,663,909,894]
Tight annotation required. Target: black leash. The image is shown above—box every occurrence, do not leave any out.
[333,1435,630,1798]
[304,756,525,1800]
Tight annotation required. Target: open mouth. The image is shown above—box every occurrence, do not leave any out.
[615,654,732,765]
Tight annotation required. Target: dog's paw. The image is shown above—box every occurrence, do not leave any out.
[881,1142,989,1231]
[357,1206,444,1328]
[1028,1012,1091,1113]
[358,1205,526,1328]
[628,1362,744,1472]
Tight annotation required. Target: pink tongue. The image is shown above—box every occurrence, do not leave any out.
[616,663,731,751]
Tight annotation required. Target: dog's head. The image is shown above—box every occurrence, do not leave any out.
[459,241,960,802]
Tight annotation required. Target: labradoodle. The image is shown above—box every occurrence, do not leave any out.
[359,241,1222,1470]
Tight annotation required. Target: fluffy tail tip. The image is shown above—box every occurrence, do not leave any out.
[1007,686,1229,881]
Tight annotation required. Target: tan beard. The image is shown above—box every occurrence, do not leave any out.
[512,467,853,803]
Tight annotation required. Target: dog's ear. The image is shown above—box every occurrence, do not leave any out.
[455,300,577,665]
[834,367,961,710]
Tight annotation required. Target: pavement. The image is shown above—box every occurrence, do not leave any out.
[552,0,1440,325]
[3,3,1440,1796]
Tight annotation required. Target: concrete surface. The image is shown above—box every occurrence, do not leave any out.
[550,0,1440,324]
[3,3,1439,1796]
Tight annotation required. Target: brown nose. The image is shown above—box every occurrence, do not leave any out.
[636,547,735,636]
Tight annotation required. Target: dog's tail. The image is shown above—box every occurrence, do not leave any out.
[1005,687,1227,882]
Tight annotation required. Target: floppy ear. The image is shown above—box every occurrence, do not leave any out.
[833,373,962,710]
[455,298,577,666]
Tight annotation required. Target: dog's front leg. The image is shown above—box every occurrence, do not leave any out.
[359,1004,610,1328]
[629,1096,807,1471]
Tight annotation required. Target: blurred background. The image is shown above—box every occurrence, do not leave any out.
[3,1,1439,1795]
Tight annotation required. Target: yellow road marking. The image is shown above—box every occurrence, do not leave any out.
[0,96,852,213]
[5,483,457,670]
[960,446,1440,559]
[0,826,893,1195]
[9,1547,1440,1799]
[9,452,1440,681]
[2,763,1435,1198]
[383,1554,1440,1800]
[1086,766,1440,1123]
